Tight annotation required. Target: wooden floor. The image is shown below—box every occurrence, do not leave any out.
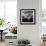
[0,41,45,46]
[0,41,5,46]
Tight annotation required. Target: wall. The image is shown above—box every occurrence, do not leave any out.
[17,0,42,46]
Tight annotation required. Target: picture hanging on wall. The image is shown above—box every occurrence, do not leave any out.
[20,9,36,25]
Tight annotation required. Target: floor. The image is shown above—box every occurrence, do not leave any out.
[0,41,5,46]
[0,41,45,46]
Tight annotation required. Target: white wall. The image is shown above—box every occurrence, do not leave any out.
[17,0,42,46]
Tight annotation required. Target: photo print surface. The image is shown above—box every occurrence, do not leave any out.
[20,9,36,24]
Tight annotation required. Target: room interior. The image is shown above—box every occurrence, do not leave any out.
[0,0,46,46]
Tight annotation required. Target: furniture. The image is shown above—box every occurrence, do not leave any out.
[41,33,46,46]
[18,39,31,46]
[41,34,46,42]
[5,32,17,46]
[0,30,3,42]
[0,26,8,41]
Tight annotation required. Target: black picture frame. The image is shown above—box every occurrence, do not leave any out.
[20,9,36,25]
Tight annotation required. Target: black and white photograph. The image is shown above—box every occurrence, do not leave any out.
[20,9,36,24]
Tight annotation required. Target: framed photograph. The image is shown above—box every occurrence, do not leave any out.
[20,9,36,25]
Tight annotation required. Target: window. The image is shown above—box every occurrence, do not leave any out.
[42,0,46,33]
[5,1,17,25]
[0,1,4,17]
[42,0,46,26]
[0,0,17,26]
